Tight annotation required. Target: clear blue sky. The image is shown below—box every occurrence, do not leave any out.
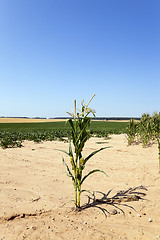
[0,0,159,118]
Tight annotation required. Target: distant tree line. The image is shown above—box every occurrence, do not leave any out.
[53,117,140,121]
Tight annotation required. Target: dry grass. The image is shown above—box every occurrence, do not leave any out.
[0,118,132,123]
[0,118,65,123]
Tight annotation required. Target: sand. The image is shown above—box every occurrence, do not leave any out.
[0,134,160,240]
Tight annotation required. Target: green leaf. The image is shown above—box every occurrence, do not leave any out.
[67,119,75,131]
[62,157,75,183]
[68,119,76,145]
[81,169,108,185]
[75,117,90,146]
[84,147,109,164]
[80,189,94,197]
[78,134,89,154]
[56,149,70,156]
[69,141,73,157]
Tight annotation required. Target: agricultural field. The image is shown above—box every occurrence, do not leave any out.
[0,114,160,240]
[0,121,128,149]
[0,129,160,240]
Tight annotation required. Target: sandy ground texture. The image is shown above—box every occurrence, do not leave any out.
[0,134,160,240]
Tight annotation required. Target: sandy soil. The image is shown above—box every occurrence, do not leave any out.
[0,134,160,240]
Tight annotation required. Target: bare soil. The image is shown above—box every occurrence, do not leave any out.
[0,134,160,240]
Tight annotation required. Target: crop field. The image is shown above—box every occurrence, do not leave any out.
[0,109,160,239]
[0,121,128,148]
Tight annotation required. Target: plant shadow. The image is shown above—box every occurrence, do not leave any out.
[78,185,148,218]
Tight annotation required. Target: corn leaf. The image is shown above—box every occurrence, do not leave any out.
[62,157,75,183]
[84,147,109,164]
[80,189,94,197]
[68,119,76,143]
[69,141,73,157]
[78,134,89,154]
[75,118,90,146]
[81,169,108,185]
[56,149,70,156]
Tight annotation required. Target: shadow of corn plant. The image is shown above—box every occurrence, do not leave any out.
[77,185,148,218]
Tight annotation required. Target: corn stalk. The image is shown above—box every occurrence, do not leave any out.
[57,95,108,209]
[126,119,138,145]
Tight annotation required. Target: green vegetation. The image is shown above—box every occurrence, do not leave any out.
[0,120,128,149]
[90,121,127,136]
[127,112,160,172]
[139,113,153,146]
[126,119,139,145]
[57,95,108,209]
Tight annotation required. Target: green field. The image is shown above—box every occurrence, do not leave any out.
[0,121,128,148]
[0,121,128,132]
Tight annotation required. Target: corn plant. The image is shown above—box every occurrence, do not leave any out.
[151,112,160,139]
[57,95,108,210]
[158,141,160,173]
[127,112,160,173]
[138,113,152,146]
[126,119,138,145]
[151,112,160,172]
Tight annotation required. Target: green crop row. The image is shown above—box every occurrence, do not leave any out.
[126,113,160,146]
[0,130,70,149]
[0,121,128,149]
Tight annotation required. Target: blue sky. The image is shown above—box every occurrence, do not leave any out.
[0,0,159,118]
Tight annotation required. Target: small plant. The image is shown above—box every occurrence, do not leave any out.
[0,133,22,149]
[139,113,152,146]
[127,112,160,173]
[126,119,138,145]
[151,112,160,172]
[57,95,108,210]
[151,112,160,139]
